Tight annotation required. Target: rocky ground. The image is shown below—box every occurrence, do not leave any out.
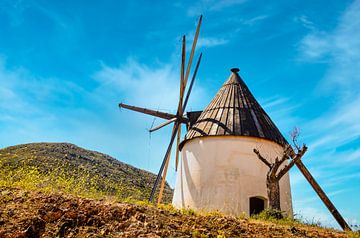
[0,187,350,238]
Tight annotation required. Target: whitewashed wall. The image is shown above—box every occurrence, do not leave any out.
[172,136,293,216]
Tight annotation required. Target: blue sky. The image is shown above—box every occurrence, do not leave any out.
[0,0,359,229]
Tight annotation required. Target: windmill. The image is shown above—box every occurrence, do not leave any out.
[119,15,203,204]
[118,15,351,231]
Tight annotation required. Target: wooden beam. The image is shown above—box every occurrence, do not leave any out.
[175,126,181,171]
[149,122,180,202]
[276,145,307,179]
[157,148,171,205]
[149,117,177,132]
[176,35,186,171]
[183,15,202,87]
[119,103,176,120]
[295,160,351,231]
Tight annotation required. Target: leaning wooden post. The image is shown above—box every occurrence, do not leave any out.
[295,160,351,231]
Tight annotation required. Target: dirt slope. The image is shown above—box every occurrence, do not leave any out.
[0,187,348,238]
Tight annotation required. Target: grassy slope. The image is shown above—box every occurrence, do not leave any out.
[0,143,172,202]
[0,187,354,238]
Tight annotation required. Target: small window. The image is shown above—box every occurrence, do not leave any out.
[249,196,265,215]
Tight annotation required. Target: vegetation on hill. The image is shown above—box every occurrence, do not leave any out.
[0,143,358,237]
[0,143,172,202]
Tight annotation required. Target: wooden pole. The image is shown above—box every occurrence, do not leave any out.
[295,160,351,231]
[157,152,171,205]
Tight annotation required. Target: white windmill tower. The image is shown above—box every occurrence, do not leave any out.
[172,68,293,216]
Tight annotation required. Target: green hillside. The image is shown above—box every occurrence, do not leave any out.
[0,143,173,202]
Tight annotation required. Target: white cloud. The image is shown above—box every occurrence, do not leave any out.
[241,15,268,26]
[0,58,90,143]
[305,95,360,152]
[293,1,360,228]
[93,58,206,110]
[91,59,209,182]
[187,0,247,16]
[197,37,229,48]
[294,15,316,31]
[261,96,289,110]
[298,0,360,151]
[0,52,209,182]
[300,0,360,90]
[185,30,230,49]
[300,32,331,60]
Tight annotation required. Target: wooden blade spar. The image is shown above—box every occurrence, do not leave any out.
[149,117,177,133]
[119,103,176,120]
[149,122,180,202]
[175,16,202,171]
[157,123,178,205]
[175,53,202,170]
[183,15,202,89]
[178,35,186,110]
[175,127,182,171]
[176,35,186,171]
[182,53,202,111]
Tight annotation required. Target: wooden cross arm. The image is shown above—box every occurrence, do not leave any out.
[253,148,271,168]
[119,102,178,121]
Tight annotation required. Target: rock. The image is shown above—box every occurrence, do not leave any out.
[57,219,75,238]
[134,212,146,222]
[64,210,77,219]
[7,209,15,217]
[23,217,46,238]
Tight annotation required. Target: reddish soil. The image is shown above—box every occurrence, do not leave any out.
[0,187,348,238]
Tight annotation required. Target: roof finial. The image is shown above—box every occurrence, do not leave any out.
[231,68,240,73]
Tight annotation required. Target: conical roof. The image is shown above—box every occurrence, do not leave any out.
[181,68,287,148]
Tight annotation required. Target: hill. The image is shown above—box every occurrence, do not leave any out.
[0,143,172,202]
[0,187,352,237]
[0,143,357,237]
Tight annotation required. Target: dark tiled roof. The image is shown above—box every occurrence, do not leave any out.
[181,68,287,149]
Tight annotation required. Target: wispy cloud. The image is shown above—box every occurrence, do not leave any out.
[305,92,360,152]
[299,1,360,90]
[294,15,316,31]
[291,1,360,227]
[298,0,360,150]
[261,96,289,110]
[299,32,331,60]
[241,15,268,26]
[93,58,206,110]
[258,95,301,135]
[196,37,228,48]
[0,57,98,152]
[187,0,247,16]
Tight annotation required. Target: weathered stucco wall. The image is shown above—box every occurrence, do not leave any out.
[172,136,293,216]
